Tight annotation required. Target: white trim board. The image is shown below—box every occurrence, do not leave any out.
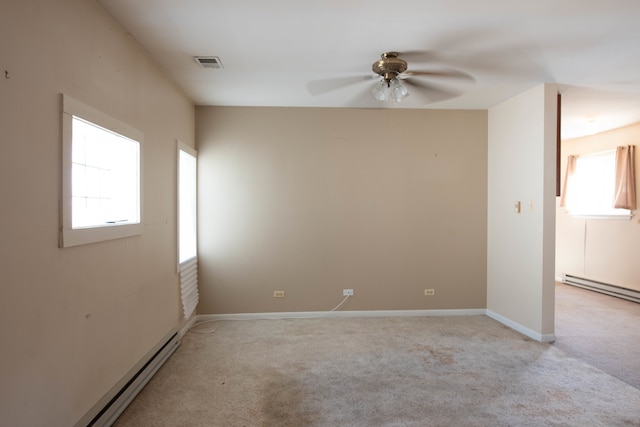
[196,309,485,322]
[180,315,198,338]
[486,310,556,343]
[192,309,554,343]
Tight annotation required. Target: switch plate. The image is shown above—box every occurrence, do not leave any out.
[273,291,285,298]
[424,289,435,296]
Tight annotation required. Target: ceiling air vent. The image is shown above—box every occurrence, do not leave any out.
[194,56,223,70]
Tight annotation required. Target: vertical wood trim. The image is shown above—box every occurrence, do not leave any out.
[556,93,562,197]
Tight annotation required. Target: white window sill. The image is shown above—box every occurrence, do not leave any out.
[60,223,142,247]
[568,214,633,220]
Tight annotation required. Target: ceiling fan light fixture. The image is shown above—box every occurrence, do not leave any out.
[371,77,408,102]
[389,79,409,102]
[369,52,410,102]
[371,80,390,101]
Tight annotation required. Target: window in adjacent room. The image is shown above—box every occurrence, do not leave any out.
[560,149,632,218]
[60,95,143,247]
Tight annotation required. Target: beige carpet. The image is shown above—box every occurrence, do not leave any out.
[554,281,640,389]
[114,315,640,426]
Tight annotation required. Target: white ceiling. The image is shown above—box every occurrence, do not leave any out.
[96,0,640,139]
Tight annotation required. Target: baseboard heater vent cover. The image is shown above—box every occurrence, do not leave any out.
[563,274,640,304]
[75,329,180,427]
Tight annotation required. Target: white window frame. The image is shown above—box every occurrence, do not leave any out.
[60,94,143,247]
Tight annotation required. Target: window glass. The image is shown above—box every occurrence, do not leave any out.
[179,145,197,263]
[566,150,630,218]
[71,116,140,228]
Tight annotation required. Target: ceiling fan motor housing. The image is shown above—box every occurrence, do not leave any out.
[372,52,408,82]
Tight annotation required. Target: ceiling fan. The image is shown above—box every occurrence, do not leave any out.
[307,51,475,105]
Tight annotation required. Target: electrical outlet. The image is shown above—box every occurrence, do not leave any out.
[424,289,435,296]
[273,291,285,298]
[343,289,354,296]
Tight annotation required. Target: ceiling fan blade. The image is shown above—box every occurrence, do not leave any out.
[393,27,558,82]
[403,68,475,84]
[424,38,554,81]
[307,75,375,96]
[395,30,498,64]
[403,79,464,104]
[347,85,384,108]
[395,50,437,64]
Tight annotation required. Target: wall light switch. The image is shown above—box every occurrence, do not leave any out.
[514,201,521,213]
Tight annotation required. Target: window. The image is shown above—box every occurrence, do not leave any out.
[60,95,143,247]
[178,143,197,263]
[178,142,199,319]
[561,150,631,218]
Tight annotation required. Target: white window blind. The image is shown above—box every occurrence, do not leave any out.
[179,257,199,319]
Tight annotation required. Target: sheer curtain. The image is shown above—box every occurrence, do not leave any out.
[613,145,636,210]
[559,155,577,208]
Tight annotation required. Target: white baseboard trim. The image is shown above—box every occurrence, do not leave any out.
[561,274,640,304]
[195,308,486,323]
[194,309,555,343]
[179,315,197,338]
[486,309,556,343]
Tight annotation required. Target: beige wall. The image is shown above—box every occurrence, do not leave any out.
[196,107,488,314]
[556,122,640,292]
[487,84,557,341]
[0,1,194,426]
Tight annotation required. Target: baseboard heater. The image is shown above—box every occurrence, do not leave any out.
[74,329,180,427]
[563,274,640,304]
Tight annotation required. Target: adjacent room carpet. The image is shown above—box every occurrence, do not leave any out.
[114,315,640,426]
[555,281,640,389]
